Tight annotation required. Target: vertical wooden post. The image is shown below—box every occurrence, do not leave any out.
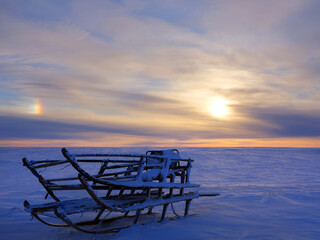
[169,175,174,197]
[180,187,184,196]
[184,200,191,216]
[158,188,163,198]
[94,208,105,221]
[147,207,153,214]
[180,171,185,184]
[169,188,173,197]
[136,156,145,182]
[146,188,150,197]
[186,161,191,183]
[106,186,112,197]
[160,203,169,221]
[134,209,141,224]
[119,187,124,196]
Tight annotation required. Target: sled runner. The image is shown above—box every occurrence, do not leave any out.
[23,148,218,234]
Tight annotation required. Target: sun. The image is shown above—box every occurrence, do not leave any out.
[210,99,228,118]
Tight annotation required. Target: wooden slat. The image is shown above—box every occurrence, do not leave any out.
[171,158,194,162]
[78,159,140,163]
[47,176,79,182]
[100,175,136,181]
[34,160,69,169]
[30,160,65,164]
[103,163,139,169]
[75,154,144,157]
[96,169,137,178]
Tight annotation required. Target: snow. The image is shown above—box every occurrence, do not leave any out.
[0,147,319,239]
[142,169,161,182]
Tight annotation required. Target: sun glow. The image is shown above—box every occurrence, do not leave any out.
[210,98,228,118]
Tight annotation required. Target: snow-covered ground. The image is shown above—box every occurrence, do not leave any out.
[0,147,319,239]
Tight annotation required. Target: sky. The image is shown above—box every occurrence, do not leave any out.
[0,0,320,147]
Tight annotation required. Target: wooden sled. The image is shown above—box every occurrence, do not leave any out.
[23,148,217,234]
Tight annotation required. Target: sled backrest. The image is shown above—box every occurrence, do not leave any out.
[145,149,194,184]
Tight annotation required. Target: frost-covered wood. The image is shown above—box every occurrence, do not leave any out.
[22,148,215,234]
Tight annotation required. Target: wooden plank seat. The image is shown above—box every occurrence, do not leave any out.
[24,191,198,234]
[25,192,198,215]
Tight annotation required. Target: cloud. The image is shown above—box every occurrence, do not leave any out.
[236,107,320,137]
[0,115,170,140]
[0,0,319,146]
[267,114,320,137]
[0,114,240,141]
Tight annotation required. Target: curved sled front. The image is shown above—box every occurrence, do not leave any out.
[24,200,69,227]
[54,207,121,234]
